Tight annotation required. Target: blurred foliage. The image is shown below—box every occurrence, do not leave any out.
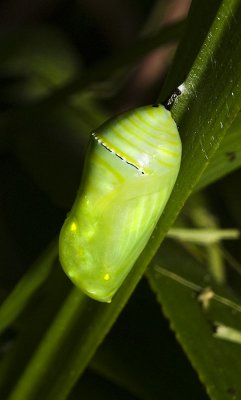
[0,26,80,105]
[0,0,241,399]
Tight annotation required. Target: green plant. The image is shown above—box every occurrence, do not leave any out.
[1,0,241,399]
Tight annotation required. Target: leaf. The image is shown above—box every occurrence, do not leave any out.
[91,279,209,400]
[197,113,241,190]
[0,240,57,333]
[147,240,241,400]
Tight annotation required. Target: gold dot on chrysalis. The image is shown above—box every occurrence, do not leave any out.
[70,222,77,232]
[103,273,110,281]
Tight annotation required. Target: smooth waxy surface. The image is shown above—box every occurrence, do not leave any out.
[59,105,181,302]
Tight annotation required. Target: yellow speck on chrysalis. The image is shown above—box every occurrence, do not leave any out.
[70,222,77,232]
[103,273,110,281]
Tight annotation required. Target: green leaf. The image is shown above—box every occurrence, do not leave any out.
[91,279,209,400]
[161,0,222,99]
[0,240,57,333]
[0,257,70,398]
[197,113,241,189]
[147,240,241,400]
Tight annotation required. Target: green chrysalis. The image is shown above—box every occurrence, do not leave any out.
[59,104,182,302]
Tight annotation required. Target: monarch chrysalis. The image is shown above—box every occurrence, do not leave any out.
[59,104,182,302]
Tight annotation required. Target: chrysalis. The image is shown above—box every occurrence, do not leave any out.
[59,104,182,302]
